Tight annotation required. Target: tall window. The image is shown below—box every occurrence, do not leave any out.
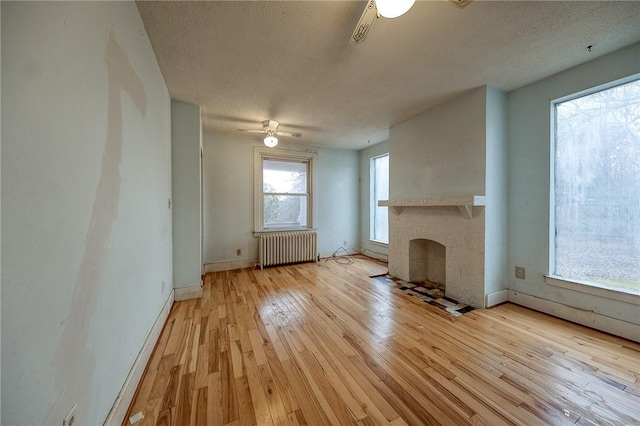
[254,147,315,232]
[551,76,640,294]
[371,153,389,243]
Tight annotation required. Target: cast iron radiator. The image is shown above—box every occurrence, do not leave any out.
[259,231,317,269]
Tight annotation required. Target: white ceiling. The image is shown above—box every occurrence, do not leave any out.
[137,1,640,150]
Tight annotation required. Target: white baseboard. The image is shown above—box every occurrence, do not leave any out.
[485,289,508,308]
[104,290,174,425]
[204,258,258,273]
[174,285,203,301]
[357,246,389,262]
[507,290,640,343]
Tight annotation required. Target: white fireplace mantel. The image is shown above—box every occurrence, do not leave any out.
[379,195,485,219]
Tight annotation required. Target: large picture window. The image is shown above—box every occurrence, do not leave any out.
[254,147,315,232]
[551,76,640,294]
[370,153,389,244]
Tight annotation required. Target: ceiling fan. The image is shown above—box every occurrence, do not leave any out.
[350,0,471,44]
[237,120,302,148]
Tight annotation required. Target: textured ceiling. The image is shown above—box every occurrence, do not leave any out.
[137,1,640,149]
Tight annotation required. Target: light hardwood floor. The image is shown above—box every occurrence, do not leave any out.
[124,257,640,426]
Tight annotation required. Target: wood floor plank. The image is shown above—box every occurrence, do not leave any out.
[291,322,368,420]
[174,372,194,426]
[191,386,207,426]
[280,358,333,426]
[256,362,291,426]
[160,364,180,412]
[220,350,239,424]
[124,257,640,426]
[303,319,396,424]
[286,410,306,426]
[234,373,257,426]
[242,349,275,426]
[207,372,224,426]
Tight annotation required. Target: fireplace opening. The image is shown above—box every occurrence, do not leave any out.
[409,239,446,290]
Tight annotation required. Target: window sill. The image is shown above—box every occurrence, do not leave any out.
[254,228,317,235]
[369,239,389,247]
[545,275,640,305]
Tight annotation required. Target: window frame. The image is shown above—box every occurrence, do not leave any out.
[547,73,640,301]
[253,146,316,233]
[370,152,389,245]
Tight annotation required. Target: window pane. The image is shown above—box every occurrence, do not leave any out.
[372,155,389,243]
[554,79,640,292]
[263,159,307,193]
[263,195,308,228]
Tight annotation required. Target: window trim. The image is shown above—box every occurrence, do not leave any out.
[549,73,640,297]
[253,146,316,233]
[545,275,640,304]
[370,152,389,244]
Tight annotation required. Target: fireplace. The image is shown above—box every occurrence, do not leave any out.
[409,239,446,289]
[381,196,486,307]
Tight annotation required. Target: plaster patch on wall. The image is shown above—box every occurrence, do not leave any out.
[45,31,146,424]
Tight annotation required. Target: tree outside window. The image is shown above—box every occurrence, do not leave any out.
[553,77,640,293]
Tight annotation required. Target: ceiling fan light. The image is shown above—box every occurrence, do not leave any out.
[264,135,278,148]
[376,0,416,18]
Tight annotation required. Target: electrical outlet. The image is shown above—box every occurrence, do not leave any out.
[236,249,242,256]
[161,281,166,293]
[63,404,77,426]
[515,266,525,280]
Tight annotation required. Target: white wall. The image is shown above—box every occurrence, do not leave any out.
[390,87,487,199]
[1,2,172,425]
[508,42,640,328]
[359,141,390,260]
[0,3,3,423]
[484,87,508,298]
[203,132,254,265]
[203,131,359,267]
[315,146,360,256]
[171,100,202,289]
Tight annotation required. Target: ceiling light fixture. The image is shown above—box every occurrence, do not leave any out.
[264,135,278,148]
[376,0,416,18]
